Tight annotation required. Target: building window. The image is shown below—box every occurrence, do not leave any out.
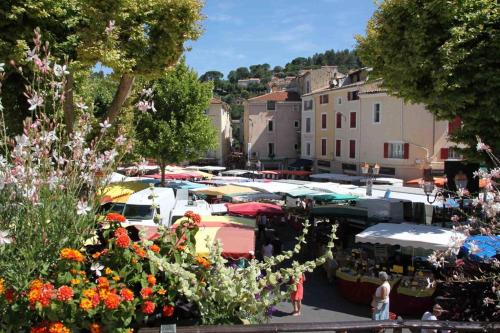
[267,101,276,111]
[294,120,300,128]
[337,97,342,105]
[350,112,357,128]
[347,91,359,101]
[336,113,342,129]
[294,143,299,151]
[388,143,404,159]
[349,140,356,159]
[335,140,341,157]
[448,147,462,159]
[321,139,327,156]
[305,118,311,133]
[306,143,311,156]
[304,100,313,110]
[321,113,327,129]
[268,120,273,132]
[268,143,275,157]
[373,103,381,123]
[320,94,329,104]
[306,81,311,94]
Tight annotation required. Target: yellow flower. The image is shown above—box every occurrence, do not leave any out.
[157,288,166,295]
[112,275,120,282]
[105,267,113,276]
[83,288,96,299]
[80,298,93,311]
[70,279,81,285]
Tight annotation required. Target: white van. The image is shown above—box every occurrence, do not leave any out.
[123,187,175,227]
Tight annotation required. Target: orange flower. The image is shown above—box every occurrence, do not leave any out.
[97,277,109,289]
[83,288,97,299]
[30,279,44,290]
[115,227,128,237]
[132,244,146,258]
[112,275,120,282]
[104,293,120,310]
[162,305,175,317]
[147,275,156,286]
[142,301,156,314]
[150,244,160,253]
[79,298,93,311]
[98,288,110,300]
[105,213,126,223]
[90,323,102,333]
[60,248,85,262]
[28,288,42,305]
[195,255,210,269]
[157,288,166,295]
[92,252,102,259]
[48,322,70,333]
[91,294,100,307]
[116,234,131,248]
[56,286,74,302]
[140,287,153,299]
[177,245,186,251]
[30,323,49,333]
[120,288,134,301]
[0,278,4,295]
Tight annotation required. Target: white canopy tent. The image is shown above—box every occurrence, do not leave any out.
[355,223,466,250]
[236,181,302,194]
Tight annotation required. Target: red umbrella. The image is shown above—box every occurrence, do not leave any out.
[226,202,284,217]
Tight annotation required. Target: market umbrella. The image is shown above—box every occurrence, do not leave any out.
[226,202,284,217]
[170,215,256,259]
[306,193,359,202]
[460,235,500,261]
[194,185,258,197]
[100,182,150,204]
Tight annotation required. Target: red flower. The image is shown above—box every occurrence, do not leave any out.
[106,213,126,223]
[56,286,74,302]
[89,323,102,333]
[142,301,156,314]
[48,322,70,333]
[115,227,128,237]
[140,287,153,299]
[120,288,134,301]
[147,275,156,286]
[97,277,109,289]
[150,244,160,253]
[5,288,15,303]
[162,305,175,317]
[116,234,131,248]
[132,244,146,258]
[104,293,120,310]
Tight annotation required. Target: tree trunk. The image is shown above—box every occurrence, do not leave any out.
[105,73,135,124]
[160,163,166,186]
[63,73,74,134]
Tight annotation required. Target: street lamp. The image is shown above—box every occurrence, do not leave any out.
[361,162,380,196]
[422,164,442,204]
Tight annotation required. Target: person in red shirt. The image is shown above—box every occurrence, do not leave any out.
[290,273,305,316]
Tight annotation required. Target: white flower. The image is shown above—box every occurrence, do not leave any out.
[91,262,104,277]
[115,135,126,146]
[27,93,44,111]
[151,100,157,113]
[26,48,37,62]
[0,230,12,245]
[76,101,88,110]
[469,242,480,254]
[0,155,7,168]
[105,20,115,34]
[0,63,4,72]
[476,140,491,152]
[15,134,30,147]
[76,200,91,215]
[135,100,150,113]
[142,88,153,97]
[53,64,69,77]
[99,119,111,133]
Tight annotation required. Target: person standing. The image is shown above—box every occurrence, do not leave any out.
[421,304,444,333]
[257,214,267,240]
[261,238,274,259]
[290,273,305,316]
[371,271,391,321]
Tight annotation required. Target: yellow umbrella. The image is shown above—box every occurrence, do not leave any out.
[194,185,258,197]
[194,170,214,179]
[100,182,149,203]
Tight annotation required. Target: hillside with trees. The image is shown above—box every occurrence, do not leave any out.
[199,48,361,120]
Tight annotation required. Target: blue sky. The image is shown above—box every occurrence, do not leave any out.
[184,0,377,78]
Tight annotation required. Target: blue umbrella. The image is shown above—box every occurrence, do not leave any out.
[460,235,500,261]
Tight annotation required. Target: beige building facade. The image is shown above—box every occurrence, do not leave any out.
[243,91,302,168]
[304,69,457,180]
[204,98,232,166]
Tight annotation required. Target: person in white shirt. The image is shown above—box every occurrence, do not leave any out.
[421,304,444,333]
[371,271,391,320]
[261,238,274,258]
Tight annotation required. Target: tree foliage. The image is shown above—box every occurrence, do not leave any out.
[0,0,204,130]
[136,60,216,183]
[356,0,500,159]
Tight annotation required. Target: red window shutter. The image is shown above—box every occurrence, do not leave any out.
[336,140,341,157]
[383,143,389,158]
[448,116,461,134]
[350,112,356,128]
[440,148,449,160]
[336,113,342,128]
[403,143,410,159]
[349,140,355,158]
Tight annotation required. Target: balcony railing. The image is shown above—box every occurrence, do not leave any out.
[137,320,500,333]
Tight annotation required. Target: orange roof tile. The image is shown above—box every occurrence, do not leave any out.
[248,91,301,102]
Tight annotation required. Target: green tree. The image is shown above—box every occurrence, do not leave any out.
[0,0,204,132]
[356,0,500,158]
[136,60,217,183]
[199,70,224,83]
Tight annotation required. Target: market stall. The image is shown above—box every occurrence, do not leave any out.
[226,202,284,217]
[333,223,466,315]
[194,185,259,202]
